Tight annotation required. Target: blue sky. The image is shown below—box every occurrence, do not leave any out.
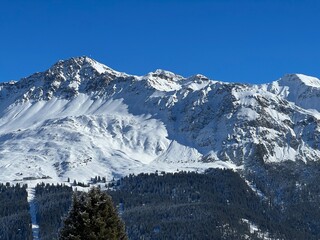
[0,0,319,84]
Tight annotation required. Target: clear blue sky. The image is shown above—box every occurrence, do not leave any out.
[0,0,319,84]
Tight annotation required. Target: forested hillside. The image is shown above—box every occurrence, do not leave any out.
[35,183,72,240]
[245,161,320,239]
[108,169,283,239]
[0,183,32,240]
[108,167,320,239]
[2,167,320,239]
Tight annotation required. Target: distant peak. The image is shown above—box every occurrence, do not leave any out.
[147,69,184,81]
[49,56,125,76]
[53,56,91,65]
[279,73,320,88]
[53,56,104,68]
[153,69,174,75]
[186,74,209,81]
[70,56,104,67]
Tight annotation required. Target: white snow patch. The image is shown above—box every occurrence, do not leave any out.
[27,187,40,240]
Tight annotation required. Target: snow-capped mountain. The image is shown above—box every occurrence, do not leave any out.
[1,56,320,183]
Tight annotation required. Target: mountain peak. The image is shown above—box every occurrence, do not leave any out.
[49,56,122,76]
[147,69,184,81]
[5,57,130,101]
[186,74,209,82]
[279,73,320,88]
[55,56,94,64]
[265,73,320,111]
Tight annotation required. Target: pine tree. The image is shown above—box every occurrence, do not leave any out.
[59,187,127,240]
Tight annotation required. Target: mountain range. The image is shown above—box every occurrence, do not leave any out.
[1,56,320,184]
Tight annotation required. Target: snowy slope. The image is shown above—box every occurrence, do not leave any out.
[1,56,320,183]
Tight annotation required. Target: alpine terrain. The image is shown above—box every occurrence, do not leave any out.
[2,57,320,239]
[0,56,320,183]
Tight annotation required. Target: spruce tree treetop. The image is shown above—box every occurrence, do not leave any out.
[59,187,127,240]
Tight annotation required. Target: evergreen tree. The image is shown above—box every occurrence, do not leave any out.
[59,187,127,240]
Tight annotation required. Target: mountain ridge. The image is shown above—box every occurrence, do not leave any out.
[1,56,320,184]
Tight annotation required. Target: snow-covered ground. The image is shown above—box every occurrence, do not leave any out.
[27,187,40,240]
[241,219,275,240]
